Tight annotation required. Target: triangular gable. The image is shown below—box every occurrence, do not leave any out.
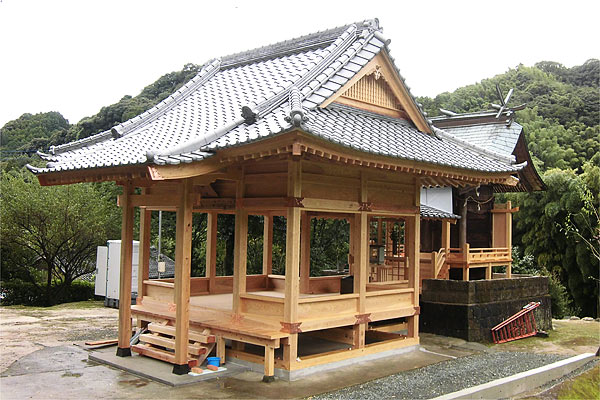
[320,52,432,134]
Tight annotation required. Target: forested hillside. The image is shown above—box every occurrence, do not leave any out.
[417,59,600,317]
[1,60,598,315]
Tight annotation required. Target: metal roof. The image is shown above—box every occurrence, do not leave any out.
[28,20,523,177]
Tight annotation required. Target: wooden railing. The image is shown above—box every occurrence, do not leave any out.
[447,244,511,265]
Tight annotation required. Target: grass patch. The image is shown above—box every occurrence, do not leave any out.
[558,364,599,399]
[2,300,105,312]
[490,320,600,352]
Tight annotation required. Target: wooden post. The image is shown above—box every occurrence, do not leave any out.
[117,182,135,357]
[173,180,193,374]
[407,182,420,339]
[462,243,470,281]
[216,335,226,364]
[459,196,467,248]
[232,180,248,315]
[441,219,451,252]
[206,212,218,293]
[300,212,311,294]
[283,160,301,368]
[348,217,355,275]
[137,207,151,328]
[262,213,273,276]
[263,346,275,382]
[506,200,513,279]
[353,211,368,349]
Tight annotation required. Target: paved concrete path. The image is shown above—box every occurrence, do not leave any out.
[1,340,455,399]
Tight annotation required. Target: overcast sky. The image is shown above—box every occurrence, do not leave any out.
[1,0,598,128]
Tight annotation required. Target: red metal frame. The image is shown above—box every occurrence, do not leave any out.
[491,302,541,344]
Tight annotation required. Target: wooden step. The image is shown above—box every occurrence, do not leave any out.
[139,334,207,356]
[132,344,198,367]
[147,323,215,343]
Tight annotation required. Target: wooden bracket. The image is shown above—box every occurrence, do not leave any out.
[413,306,420,316]
[280,322,302,334]
[355,313,372,324]
[286,197,305,208]
[358,202,373,212]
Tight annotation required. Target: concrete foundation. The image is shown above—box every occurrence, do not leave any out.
[89,346,246,386]
[420,277,552,342]
[231,344,420,381]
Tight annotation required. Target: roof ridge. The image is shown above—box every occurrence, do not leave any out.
[110,58,221,137]
[220,20,377,69]
[151,24,369,165]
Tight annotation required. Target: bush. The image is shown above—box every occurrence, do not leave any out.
[545,270,578,319]
[0,279,95,306]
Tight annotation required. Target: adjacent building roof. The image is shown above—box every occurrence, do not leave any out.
[28,19,524,180]
[431,112,545,191]
[420,204,460,220]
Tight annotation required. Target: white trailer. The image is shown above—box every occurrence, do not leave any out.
[95,240,139,308]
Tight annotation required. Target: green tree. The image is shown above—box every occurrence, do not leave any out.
[0,172,121,305]
[509,166,599,317]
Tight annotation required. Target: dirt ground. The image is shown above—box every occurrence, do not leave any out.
[0,301,118,372]
[1,301,598,399]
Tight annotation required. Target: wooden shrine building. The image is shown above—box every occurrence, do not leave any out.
[28,19,543,380]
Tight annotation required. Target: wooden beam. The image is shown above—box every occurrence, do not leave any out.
[173,179,193,371]
[300,212,311,294]
[137,206,151,311]
[262,213,273,275]
[147,157,225,181]
[206,212,218,293]
[117,182,135,356]
[232,178,248,314]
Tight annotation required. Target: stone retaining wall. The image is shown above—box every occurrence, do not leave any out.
[420,277,552,342]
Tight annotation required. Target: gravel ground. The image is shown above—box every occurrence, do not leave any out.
[313,351,567,399]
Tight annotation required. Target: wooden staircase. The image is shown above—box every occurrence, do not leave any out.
[132,322,216,368]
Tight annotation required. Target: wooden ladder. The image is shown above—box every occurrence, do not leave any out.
[132,322,216,368]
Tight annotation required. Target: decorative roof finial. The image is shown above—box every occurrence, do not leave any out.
[491,84,526,126]
[286,86,307,127]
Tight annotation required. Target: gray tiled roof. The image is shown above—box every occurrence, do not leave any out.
[420,204,460,220]
[28,19,523,177]
[440,122,522,158]
[303,104,521,172]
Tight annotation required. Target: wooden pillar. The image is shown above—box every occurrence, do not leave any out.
[262,213,273,276]
[263,346,275,382]
[407,181,420,339]
[206,212,218,293]
[173,180,193,374]
[464,242,471,280]
[353,211,368,349]
[232,180,248,315]
[136,207,151,328]
[459,196,467,248]
[283,160,301,367]
[300,212,311,294]
[348,217,355,275]
[441,219,451,252]
[216,335,226,364]
[117,182,135,356]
